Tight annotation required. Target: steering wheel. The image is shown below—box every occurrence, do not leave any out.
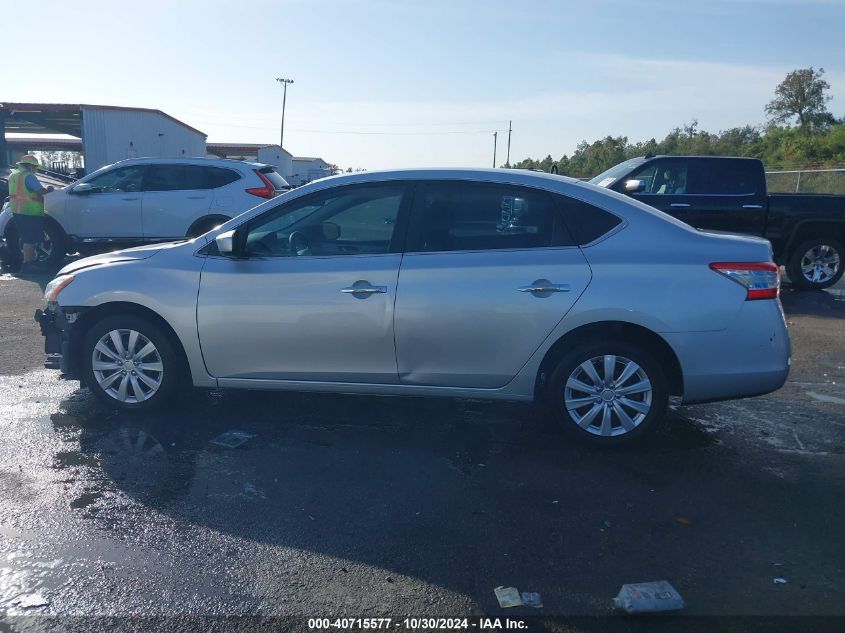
[289,231,312,257]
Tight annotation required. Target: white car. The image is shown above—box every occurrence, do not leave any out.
[0,157,290,267]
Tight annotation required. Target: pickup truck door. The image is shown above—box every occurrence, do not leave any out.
[626,158,767,235]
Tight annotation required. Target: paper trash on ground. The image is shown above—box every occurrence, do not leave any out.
[209,430,256,449]
[494,586,523,608]
[613,581,685,614]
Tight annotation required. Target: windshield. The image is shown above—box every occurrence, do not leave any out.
[588,158,648,187]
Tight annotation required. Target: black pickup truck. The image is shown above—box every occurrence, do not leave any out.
[589,155,845,290]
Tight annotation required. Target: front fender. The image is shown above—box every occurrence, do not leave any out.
[56,248,215,388]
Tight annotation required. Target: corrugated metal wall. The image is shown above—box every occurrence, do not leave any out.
[257,146,293,179]
[81,107,206,171]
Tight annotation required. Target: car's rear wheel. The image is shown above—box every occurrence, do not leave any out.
[787,238,843,291]
[81,315,181,410]
[546,340,668,445]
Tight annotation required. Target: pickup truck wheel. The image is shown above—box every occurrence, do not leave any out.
[545,340,669,446]
[81,315,181,411]
[787,239,844,290]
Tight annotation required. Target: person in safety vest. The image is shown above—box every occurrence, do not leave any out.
[7,155,54,269]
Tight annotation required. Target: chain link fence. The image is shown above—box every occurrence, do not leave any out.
[766,168,845,195]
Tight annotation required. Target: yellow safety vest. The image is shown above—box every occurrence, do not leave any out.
[8,168,44,216]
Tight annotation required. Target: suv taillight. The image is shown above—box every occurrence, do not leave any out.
[710,262,780,300]
[245,170,276,199]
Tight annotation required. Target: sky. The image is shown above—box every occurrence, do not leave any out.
[4,0,844,170]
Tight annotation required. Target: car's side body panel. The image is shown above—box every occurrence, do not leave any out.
[46,168,790,407]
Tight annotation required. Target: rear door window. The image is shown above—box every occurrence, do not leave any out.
[204,167,240,189]
[145,165,208,192]
[409,181,571,252]
[686,159,760,195]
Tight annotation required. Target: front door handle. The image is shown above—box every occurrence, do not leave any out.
[518,283,570,293]
[341,284,387,295]
[121,197,140,201]
[188,196,208,200]
[670,203,691,208]
[742,204,763,209]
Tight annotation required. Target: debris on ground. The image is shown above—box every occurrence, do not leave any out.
[774,577,788,584]
[14,593,50,609]
[209,430,256,449]
[521,592,543,608]
[494,586,523,608]
[676,516,691,525]
[612,581,685,614]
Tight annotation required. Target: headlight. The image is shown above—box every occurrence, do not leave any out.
[44,275,74,302]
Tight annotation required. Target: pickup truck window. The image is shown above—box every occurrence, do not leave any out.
[588,158,646,188]
[630,161,688,195]
[687,159,760,195]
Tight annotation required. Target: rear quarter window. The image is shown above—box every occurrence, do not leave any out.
[554,195,622,245]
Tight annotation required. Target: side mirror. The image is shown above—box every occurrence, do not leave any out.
[322,221,341,241]
[624,179,645,194]
[72,183,94,195]
[215,229,236,256]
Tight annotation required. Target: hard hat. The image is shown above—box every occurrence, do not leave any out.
[18,155,39,167]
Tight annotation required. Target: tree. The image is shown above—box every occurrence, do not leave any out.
[765,67,833,134]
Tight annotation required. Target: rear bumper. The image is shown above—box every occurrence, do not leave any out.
[665,299,791,405]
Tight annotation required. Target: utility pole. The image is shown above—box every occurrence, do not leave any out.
[275,77,294,149]
[493,131,498,168]
[506,120,512,168]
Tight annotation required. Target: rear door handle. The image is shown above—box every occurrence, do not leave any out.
[670,203,691,208]
[341,285,387,294]
[518,283,570,293]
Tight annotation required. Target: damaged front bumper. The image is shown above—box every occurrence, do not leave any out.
[34,304,80,376]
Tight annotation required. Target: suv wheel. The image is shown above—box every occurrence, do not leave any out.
[546,340,668,445]
[81,315,181,410]
[787,239,843,291]
[6,218,66,269]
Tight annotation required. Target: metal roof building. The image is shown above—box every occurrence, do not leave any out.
[0,103,207,172]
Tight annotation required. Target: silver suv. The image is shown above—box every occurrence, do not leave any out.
[36,169,790,445]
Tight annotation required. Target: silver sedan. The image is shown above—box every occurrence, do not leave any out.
[37,168,790,445]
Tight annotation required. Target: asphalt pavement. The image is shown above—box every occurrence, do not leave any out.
[0,266,844,632]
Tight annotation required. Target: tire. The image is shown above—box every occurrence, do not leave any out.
[6,217,66,269]
[545,339,669,446]
[787,238,844,291]
[81,314,182,411]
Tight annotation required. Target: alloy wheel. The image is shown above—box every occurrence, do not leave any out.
[18,231,53,264]
[91,329,164,403]
[800,244,841,285]
[564,355,653,437]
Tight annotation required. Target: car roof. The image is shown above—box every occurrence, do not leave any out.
[108,157,269,169]
[306,167,580,187]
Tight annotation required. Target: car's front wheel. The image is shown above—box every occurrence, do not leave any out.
[546,340,669,445]
[81,315,181,410]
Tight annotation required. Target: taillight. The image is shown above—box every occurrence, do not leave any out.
[245,170,276,199]
[709,262,780,300]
